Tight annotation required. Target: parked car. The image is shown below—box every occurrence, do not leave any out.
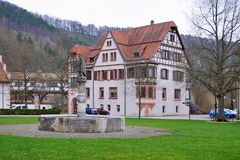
[85,108,97,115]
[96,108,110,115]
[233,109,238,115]
[85,108,109,115]
[209,109,236,118]
[11,105,27,109]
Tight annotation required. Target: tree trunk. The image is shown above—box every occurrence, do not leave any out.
[61,94,64,113]
[217,96,225,121]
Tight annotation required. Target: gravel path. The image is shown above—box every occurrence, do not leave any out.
[0,124,169,138]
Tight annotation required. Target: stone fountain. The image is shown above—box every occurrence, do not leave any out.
[38,52,125,133]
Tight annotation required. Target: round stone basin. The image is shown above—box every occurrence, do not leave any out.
[38,115,125,133]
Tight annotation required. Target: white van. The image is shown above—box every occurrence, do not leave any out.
[11,104,53,110]
[11,104,27,109]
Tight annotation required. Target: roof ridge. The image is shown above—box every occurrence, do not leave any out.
[117,21,175,33]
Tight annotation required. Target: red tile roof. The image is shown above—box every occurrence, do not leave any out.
[0,62,10,83]
[71,21,178,64]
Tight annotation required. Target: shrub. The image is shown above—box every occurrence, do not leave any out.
[0,109,61,115]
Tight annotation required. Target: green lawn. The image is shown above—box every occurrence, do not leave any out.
[0,116,38,125]
[0,117,240,160]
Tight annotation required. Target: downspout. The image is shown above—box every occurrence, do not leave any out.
[92,68,95,108]
[2,83,4,109]
[124,63,127,116]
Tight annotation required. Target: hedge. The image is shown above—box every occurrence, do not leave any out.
[0,109,61,115]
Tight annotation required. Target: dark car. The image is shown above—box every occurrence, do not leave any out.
[85,108,109,115]
[209,109,236,118]
[96,108,110,115]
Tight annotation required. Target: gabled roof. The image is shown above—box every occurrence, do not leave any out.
[70,21,180,64]
[70,33,108,66]
[0,61,10,83]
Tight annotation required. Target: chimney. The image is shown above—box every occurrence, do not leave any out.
[150,20,154,25]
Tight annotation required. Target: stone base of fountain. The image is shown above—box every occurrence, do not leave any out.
[38,115,125,133]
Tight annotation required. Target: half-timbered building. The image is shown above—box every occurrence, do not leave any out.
[70,21,188,116]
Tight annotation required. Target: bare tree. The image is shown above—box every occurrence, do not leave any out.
[54,53,68,112]
[187,0,240,121]
[14,43,35,108]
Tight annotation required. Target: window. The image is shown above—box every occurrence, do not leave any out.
[102,70,108,80]
[173,71,184,82]
[162,106,165,113]
[102,53,108,62]
[174,89,181,100]
[172,52,182,62]
[141,87,146,98]
[118,69,124,79]
[94,71,100,80]
[107,40,112,47]
[137,86,155,99]
[148,67,156,78]
[86,71,92,80]
[133,51,140,57]
[110,69,117,80]
[141,68,147,77]
[170,34,175,42]
[109,87,118,99]
[161,69,169,79]
[110,52,116,61]
[127,68,135,78]
[176,106,179,113]
[86,88,90,98]
[89,57,95,63]
[161,50,170,59]
[117,105,120,112]
[148,87,153,98]
[99,87,104,99]
[162,88,167,99]
[108,105,111,111]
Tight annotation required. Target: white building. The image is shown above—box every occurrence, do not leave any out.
[70,21,188,117]
[0,55,11,109]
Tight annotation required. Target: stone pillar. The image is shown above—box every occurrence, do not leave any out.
[68,88,78,114]
[77,80,86,117]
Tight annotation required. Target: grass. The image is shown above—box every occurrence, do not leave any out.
[0,117,240,160]
[0,116,38,125]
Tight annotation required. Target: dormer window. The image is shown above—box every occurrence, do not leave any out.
[133,51,140,57]
[89,57,95,63]
[107,40,112,47]
[170,34,175,42]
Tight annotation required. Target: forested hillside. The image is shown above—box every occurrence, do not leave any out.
[0,0,99,72]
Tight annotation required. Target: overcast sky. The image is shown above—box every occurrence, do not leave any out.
[5,0,193,34]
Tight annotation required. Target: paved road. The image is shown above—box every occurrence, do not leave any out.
[143,114,211,120]
[139,114,240,121]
